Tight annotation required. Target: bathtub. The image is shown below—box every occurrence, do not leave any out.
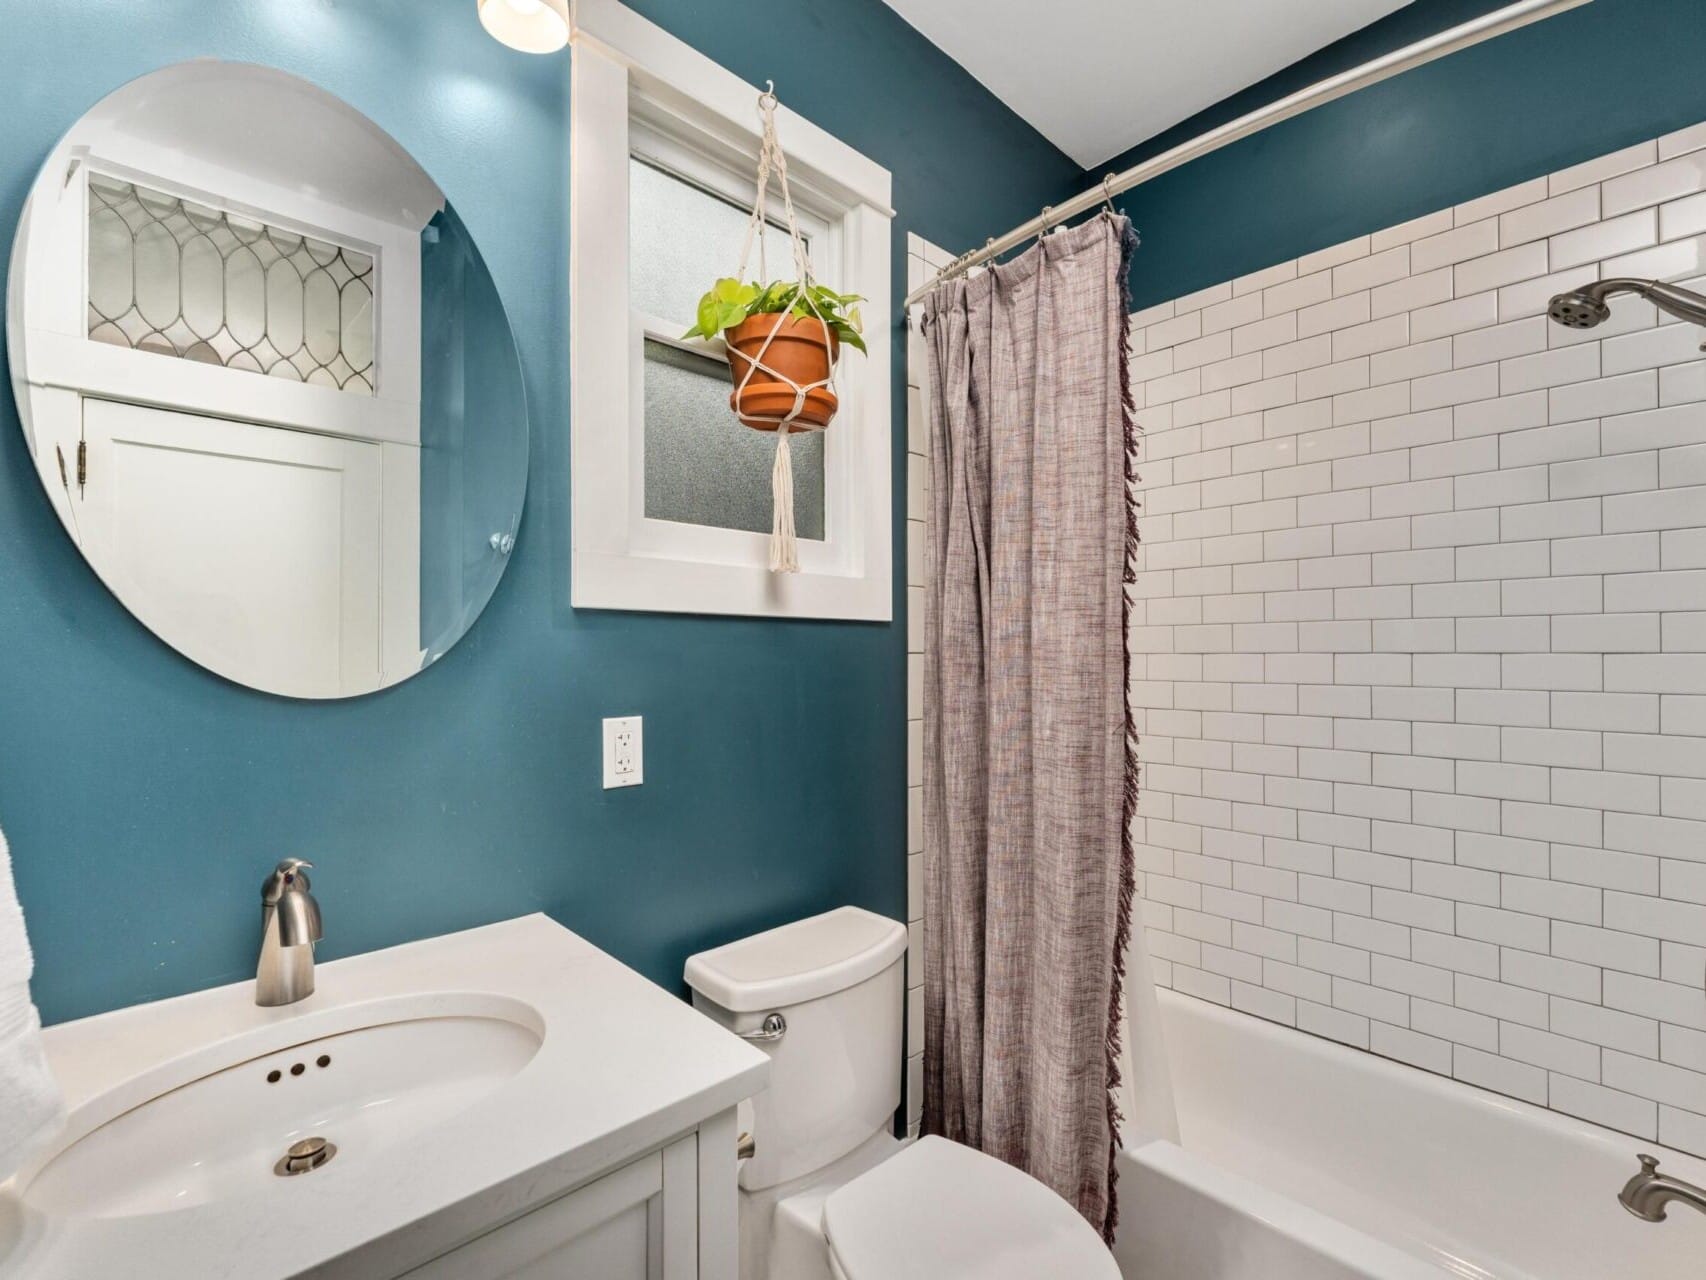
[1111,989,1706,1279]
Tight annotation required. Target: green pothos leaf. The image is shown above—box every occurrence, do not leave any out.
[684,275,869,354]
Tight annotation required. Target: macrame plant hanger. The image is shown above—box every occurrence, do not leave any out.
[730,83,837,574]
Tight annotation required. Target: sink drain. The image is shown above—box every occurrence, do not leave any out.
[274,1135,337,1177]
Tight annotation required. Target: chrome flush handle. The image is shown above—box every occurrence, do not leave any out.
[735,1013,787,1043]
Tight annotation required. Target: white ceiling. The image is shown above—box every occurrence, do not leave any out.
[881,0,1415,169]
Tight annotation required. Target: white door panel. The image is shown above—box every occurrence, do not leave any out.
[80,398,384,698]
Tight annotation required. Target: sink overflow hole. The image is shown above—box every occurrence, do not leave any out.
[275,1136,337,1177]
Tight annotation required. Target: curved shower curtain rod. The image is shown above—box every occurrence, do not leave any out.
[903,0,1594,309]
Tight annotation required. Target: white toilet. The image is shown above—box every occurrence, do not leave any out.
[685,906,1120,1280]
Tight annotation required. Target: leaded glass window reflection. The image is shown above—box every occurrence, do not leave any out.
[642,340,824,540]
[85,174,377,395]
[630,157,824,541]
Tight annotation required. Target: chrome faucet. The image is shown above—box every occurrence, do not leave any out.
[1620,1154,1706,1223]
[256,858,323,1007]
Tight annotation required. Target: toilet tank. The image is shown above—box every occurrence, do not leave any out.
[686,907,907,1191]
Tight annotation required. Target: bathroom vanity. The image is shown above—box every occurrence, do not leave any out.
[0,916,769,1278]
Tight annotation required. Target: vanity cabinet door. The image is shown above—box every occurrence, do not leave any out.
[401,1135,697,1279]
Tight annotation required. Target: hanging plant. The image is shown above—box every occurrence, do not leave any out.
[681,84,865,573]
[684,279,865,430]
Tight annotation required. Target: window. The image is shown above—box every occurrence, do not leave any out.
[570,0,892,619]
[640,338,825,538]
[629,155,826,541]
[86,174,377,394]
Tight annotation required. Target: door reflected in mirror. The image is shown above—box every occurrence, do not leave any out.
[7,61,528,698]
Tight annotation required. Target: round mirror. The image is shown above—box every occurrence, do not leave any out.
[6,61,527,699]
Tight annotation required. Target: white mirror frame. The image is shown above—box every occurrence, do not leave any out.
[569,0,894,620]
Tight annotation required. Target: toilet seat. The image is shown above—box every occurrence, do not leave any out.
[821,1136,1120,1280]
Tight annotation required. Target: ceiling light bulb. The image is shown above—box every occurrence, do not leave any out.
[478,0,570,53]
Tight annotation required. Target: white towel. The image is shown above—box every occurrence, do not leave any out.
[0,823,64,1183]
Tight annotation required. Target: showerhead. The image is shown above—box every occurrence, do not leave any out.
[1548,278,1706,334]
[1548,286,1613,330]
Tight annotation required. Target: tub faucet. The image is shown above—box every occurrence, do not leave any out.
[1620,1154,1706,1223]
[256,858,322,1007]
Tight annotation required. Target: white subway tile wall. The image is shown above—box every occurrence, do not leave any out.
[1130,122,1706,1155]
[904,233,945,1139]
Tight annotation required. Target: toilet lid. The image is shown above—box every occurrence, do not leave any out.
[821,1136,1120,1280]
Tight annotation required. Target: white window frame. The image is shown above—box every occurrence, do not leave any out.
[570,0,893,620]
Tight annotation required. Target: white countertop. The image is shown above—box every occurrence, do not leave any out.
[0,914,770,1279]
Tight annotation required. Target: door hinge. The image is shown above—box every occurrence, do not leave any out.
[77,440,86,493]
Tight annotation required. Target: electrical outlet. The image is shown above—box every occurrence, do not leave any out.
[602,716,643,789]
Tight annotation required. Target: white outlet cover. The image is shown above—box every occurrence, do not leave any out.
[602,715,643,789]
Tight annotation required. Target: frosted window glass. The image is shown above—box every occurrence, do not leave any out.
[629,158,801,322]
[85,174,376,395]
[642,340,824,540]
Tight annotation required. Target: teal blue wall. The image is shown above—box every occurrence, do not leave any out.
[0,0,1077,1024]
[1088,0,1706,311]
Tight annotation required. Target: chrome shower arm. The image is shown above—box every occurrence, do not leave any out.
[1643,280,1706,327]
[1592,278,1706,326]
[1589,278,1672,303]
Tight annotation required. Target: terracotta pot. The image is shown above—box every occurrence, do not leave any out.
[724,313,839,431]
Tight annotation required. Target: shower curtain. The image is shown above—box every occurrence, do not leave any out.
[919,211,1175,1242]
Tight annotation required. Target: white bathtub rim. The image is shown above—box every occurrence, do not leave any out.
[1120,987,1706,1279]
[1122,1139,1449,1280]
[1140,988,1706,1180]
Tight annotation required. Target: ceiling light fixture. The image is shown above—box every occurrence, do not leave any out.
[478,0,572,54]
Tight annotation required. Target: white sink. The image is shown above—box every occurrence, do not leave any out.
[0,916,769,1280]
[23,1009,542,1219]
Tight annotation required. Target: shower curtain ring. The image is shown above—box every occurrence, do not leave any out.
[1040,205,1055,235]
[1101,174,1118,215]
